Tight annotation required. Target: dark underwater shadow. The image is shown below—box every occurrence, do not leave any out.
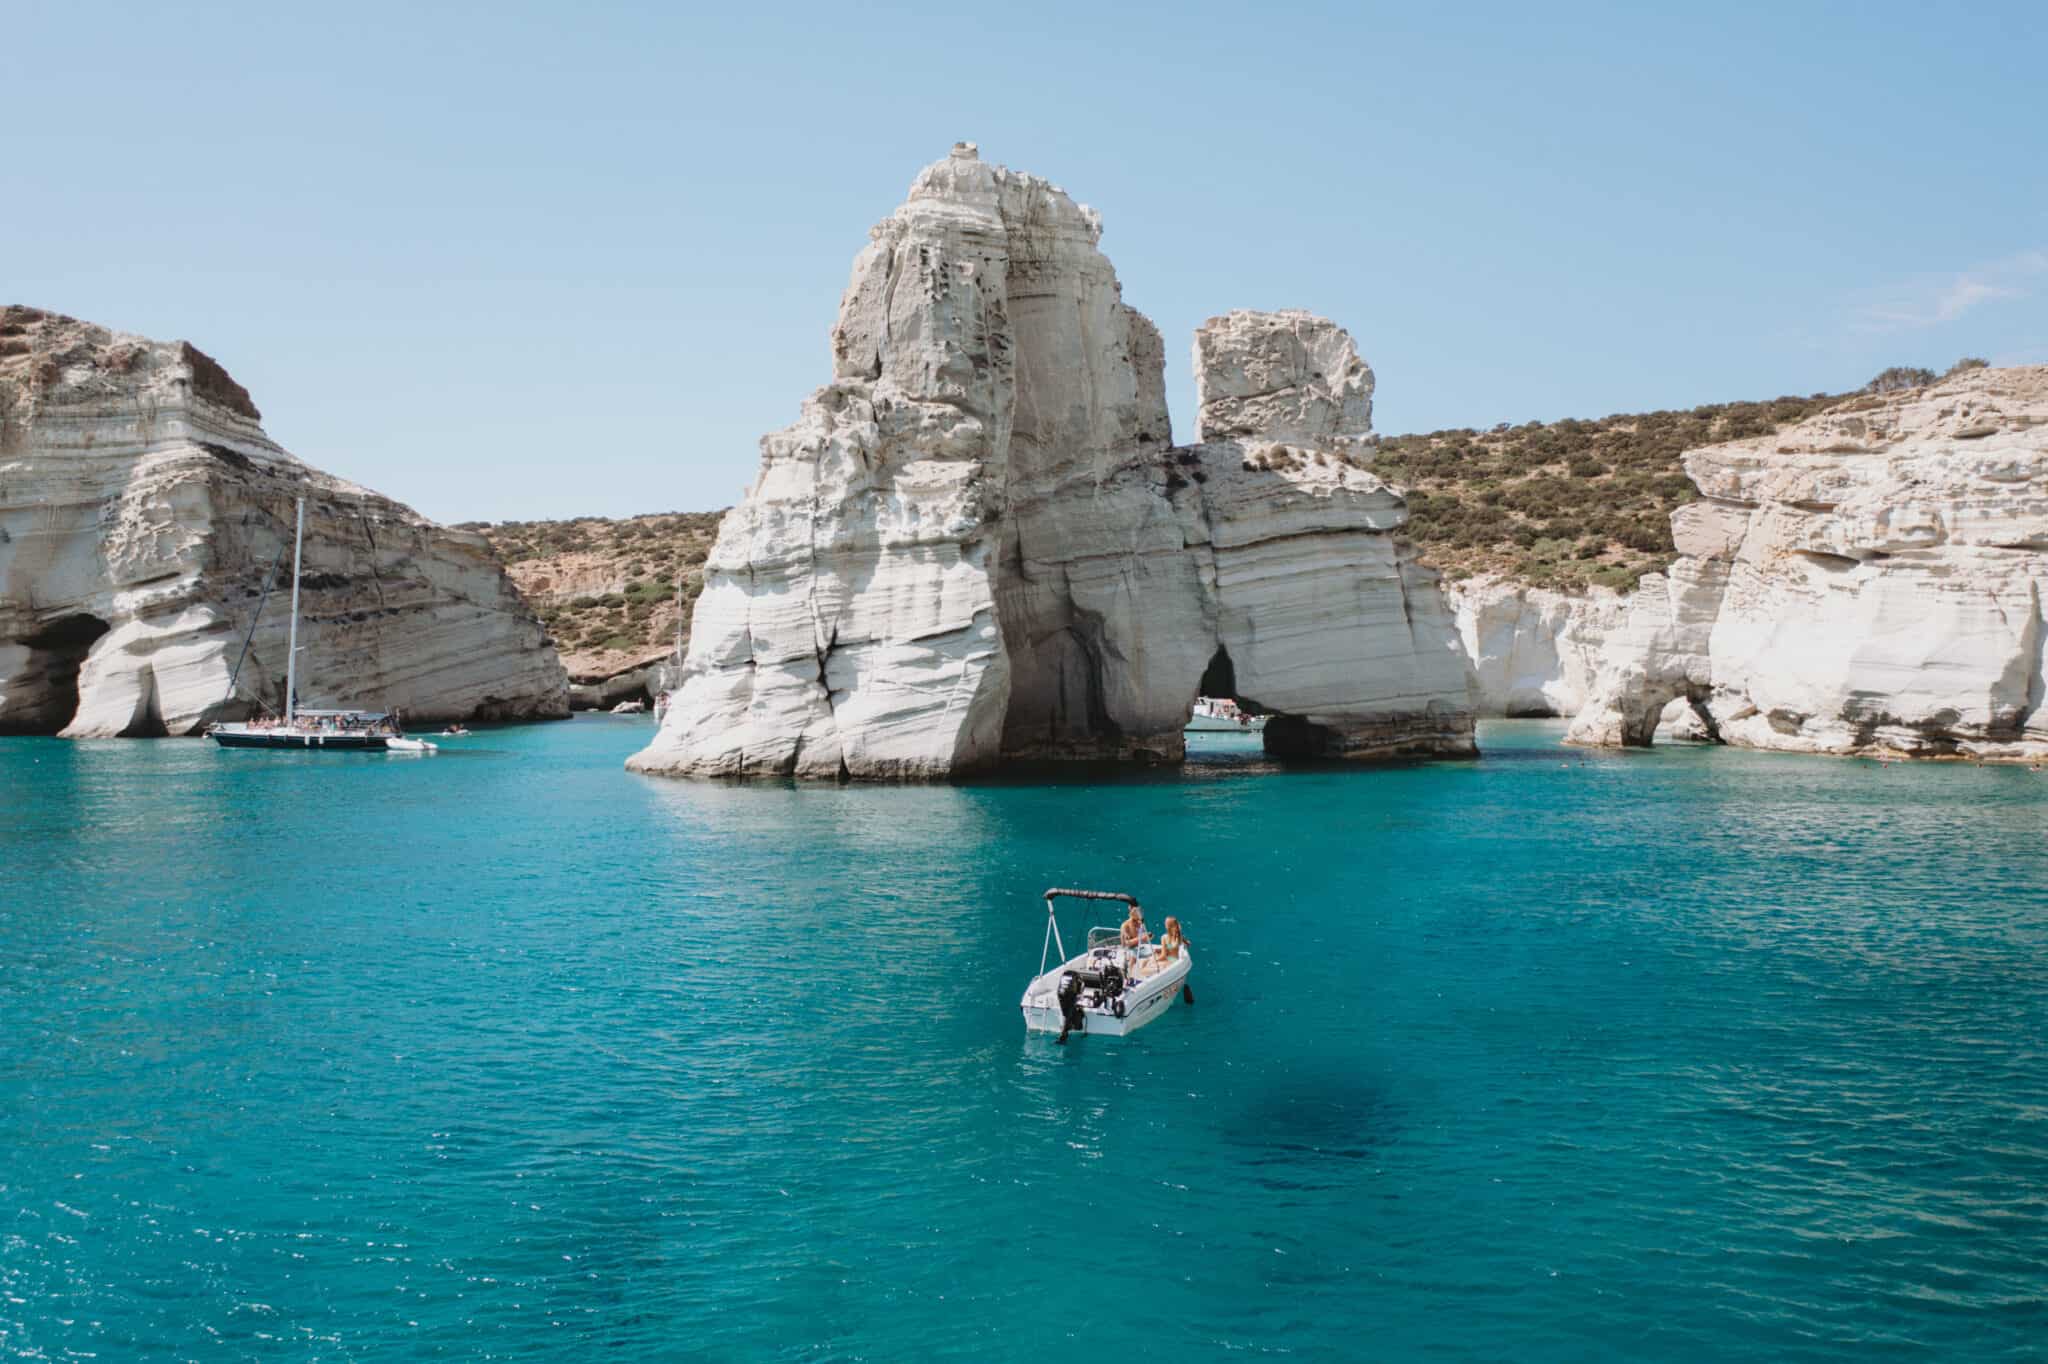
[1221,1073,1407,1187]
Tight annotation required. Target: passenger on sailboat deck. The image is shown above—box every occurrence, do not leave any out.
[1158,916,1188,962]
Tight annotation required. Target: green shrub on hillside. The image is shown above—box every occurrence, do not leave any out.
[479,509,725,662]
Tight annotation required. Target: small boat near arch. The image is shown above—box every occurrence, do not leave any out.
[1185,696,1265,733]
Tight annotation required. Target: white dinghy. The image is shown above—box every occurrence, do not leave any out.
[1021,888,1192,1043]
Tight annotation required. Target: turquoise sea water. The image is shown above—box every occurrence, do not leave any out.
[4,717,2047,1361]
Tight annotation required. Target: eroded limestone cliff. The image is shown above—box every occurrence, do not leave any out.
[0,307,569,735]
[1566,365,2048,759]
[1446,576,1628,718]
[629,146,1472,779]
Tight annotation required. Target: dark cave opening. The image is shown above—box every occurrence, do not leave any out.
[1,613,111,734]
[1197,645,1237,707]
[1193,643,1351,760]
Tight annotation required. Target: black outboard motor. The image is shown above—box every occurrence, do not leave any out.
[1055,971,1087,1044]
[1072,963,1124,997]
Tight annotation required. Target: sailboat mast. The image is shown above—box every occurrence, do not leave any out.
[284,497,305,727]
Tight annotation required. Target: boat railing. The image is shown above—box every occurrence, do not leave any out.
[1038,887,1141,978]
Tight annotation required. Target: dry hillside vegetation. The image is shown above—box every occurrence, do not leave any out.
[1368,394,1845,591]
[1369,358,1991,592]
[462,512,723,677]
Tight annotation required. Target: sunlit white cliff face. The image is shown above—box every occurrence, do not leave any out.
[628,146,1472,780]
[1446,577,1628,718]
[0,306,569,735]
[1567,365,2048,759]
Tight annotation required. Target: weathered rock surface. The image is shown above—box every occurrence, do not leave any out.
[0,307,569,735]
[1177,321,1471,761]
[571,665,660,713]
[1655,695,1712,742]
[630,147,1472,779]
[478,511,720,693]
[1566,365,2048,759]
[1447,576,1628,716]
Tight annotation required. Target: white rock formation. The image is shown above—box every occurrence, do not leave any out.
[629,146,1473,779]
[1179,314,1471,761]
[0,307,569,735]
[1447,576,1628,716]
[1567,365,2048,759]
[1654,695,1712,742]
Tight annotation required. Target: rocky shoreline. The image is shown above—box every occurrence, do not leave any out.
[11,157,2044,769]
[1564,366,2048,761]
[614,147,2048,779]
[1443,365,2048,762]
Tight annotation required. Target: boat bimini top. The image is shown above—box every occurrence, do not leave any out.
[1036,887,1139,975]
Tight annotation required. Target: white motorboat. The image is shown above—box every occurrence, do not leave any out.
[1185,696,1265,733]
[1021,888,1192,1042]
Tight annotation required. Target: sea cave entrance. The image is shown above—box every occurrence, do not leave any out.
[1,613,110,734]
[1189,644,1333,759]
[1190,643,1363,760]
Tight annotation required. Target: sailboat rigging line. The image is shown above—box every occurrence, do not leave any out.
[223,543,289,707]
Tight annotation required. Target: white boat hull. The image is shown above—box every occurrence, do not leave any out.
[1021,949,1191,1038]
[1184,715,1265,732]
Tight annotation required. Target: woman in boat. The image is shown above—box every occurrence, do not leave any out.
[1157,916,1188,963]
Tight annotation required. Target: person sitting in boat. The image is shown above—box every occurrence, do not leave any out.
[1157,916,1188,963]
[1119,903,1150,975]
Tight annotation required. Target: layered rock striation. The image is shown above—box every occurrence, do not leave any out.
[0,307,569,735]
[1566,365,2048,758]
[1446,576,1628,717]
[629,146,1472,779]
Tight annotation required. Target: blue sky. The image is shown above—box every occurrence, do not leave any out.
[7,0,2044,523]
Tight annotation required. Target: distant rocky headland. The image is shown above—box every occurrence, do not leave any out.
[0,307,569,734]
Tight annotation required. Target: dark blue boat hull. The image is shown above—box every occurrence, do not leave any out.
[210,730,392,751]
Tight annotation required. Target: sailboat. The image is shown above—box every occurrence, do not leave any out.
[207,497,437,753]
